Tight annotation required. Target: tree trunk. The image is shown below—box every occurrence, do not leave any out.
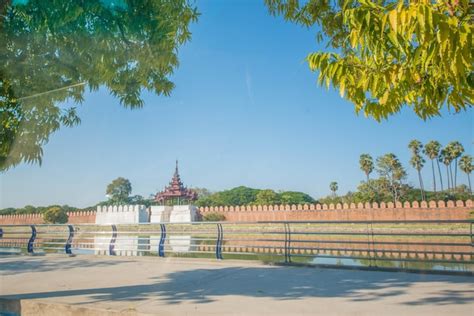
[454,158,458,188]
[421,172,426,200]
[449,163,454,191]
[417,169,424,201]
[446,165,450,191]
[431,159,436,193]
[390,178,397,203]
[468,173,472,195]
[437,160,444,191]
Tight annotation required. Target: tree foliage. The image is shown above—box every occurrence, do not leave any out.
[329,181,338,195]
[279,191,315,204]
[459,154,473,193]
[266,0,473,120]
[191,187,212,199]
[106,177,132,203]
[43,206,68,224]
[255,189,280,205]
[376,153,407,202]
[424,140,441,161]
[459,155,473,175]
[0,0,198,170]
[447,140,465,187]
[359,153,374,181]
[319,178,471,205]
[196,186,260,206]
[0,204,79,215]
[408,139,425,200]
[195,186,315,206]
[423,140,442,191]
[202,212,226,222]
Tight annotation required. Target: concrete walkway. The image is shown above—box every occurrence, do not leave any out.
[0,255,473,315]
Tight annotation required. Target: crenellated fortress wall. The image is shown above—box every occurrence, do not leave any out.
[197,200,473,221]
[0,200,472,225]
[0,211,96,225]
[95,205,148,224]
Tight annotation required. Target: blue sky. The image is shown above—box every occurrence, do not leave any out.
[1,1,472,208]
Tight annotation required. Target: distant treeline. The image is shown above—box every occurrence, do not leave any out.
[2,184,472,216]
[319,184,472,205]
[194,186,315,207]
[0,186,316,215]
[0,205,93,216]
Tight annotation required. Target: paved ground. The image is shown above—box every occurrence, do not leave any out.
[0,255,473,315]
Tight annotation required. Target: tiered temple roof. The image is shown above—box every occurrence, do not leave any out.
[155,161,197,204]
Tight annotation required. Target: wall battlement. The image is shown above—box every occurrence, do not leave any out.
[97,205,146,213]
[198,199,472,213]
[198,200,473,221]
[0,211,96,225]
[95,205,148,224]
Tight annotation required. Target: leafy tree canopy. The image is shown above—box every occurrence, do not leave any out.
[459,155,473,175]
[0,204,78,215]
[329,181,338,194]
[106,177,132,203]
[202,212,226,221]
[195,186,315,207]
[359,153,374,179]
[319,178,472,205]
[43,206,68,224]
[196,186,260,207]
[0,0,198,170]
[279,191,315,204]
[190,187,212,199]
[266,0,473,120]
[255,189,280,205]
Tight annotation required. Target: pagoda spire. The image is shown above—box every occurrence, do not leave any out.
[155,161,197,204]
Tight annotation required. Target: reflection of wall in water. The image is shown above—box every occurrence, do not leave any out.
[93,235,196,256]
[148,235,196,253]
[94,235,149,256]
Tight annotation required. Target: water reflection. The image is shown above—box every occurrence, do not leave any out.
[94,235,150,256]
[66,234,473,272]
[0,226,471,273]
[93,234,196,256]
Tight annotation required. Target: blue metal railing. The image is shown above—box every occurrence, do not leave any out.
[0,220,472,272]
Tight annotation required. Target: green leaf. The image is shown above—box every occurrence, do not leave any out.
[389,10,398,33]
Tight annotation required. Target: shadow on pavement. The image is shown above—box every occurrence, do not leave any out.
[0,256,136,274]
[1,262,473,307]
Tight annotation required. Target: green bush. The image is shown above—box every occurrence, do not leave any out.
[43,207,68,224]
[202,212,226,222]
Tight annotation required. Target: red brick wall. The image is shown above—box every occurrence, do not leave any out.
[0,213,44,225]
[198,200,473,222]
[0,200,471,225]
[0,211,96,225]
[66,211,96,224]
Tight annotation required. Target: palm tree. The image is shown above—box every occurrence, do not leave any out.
[359,154,374,183]
[329,182,338,197]
[409,155,426,200]
[439,149,453,191]
[408,140,423,154]
[423,140,442,192]
[447,141,464,188]
[459,155,473,194]
[408,140,425,200]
